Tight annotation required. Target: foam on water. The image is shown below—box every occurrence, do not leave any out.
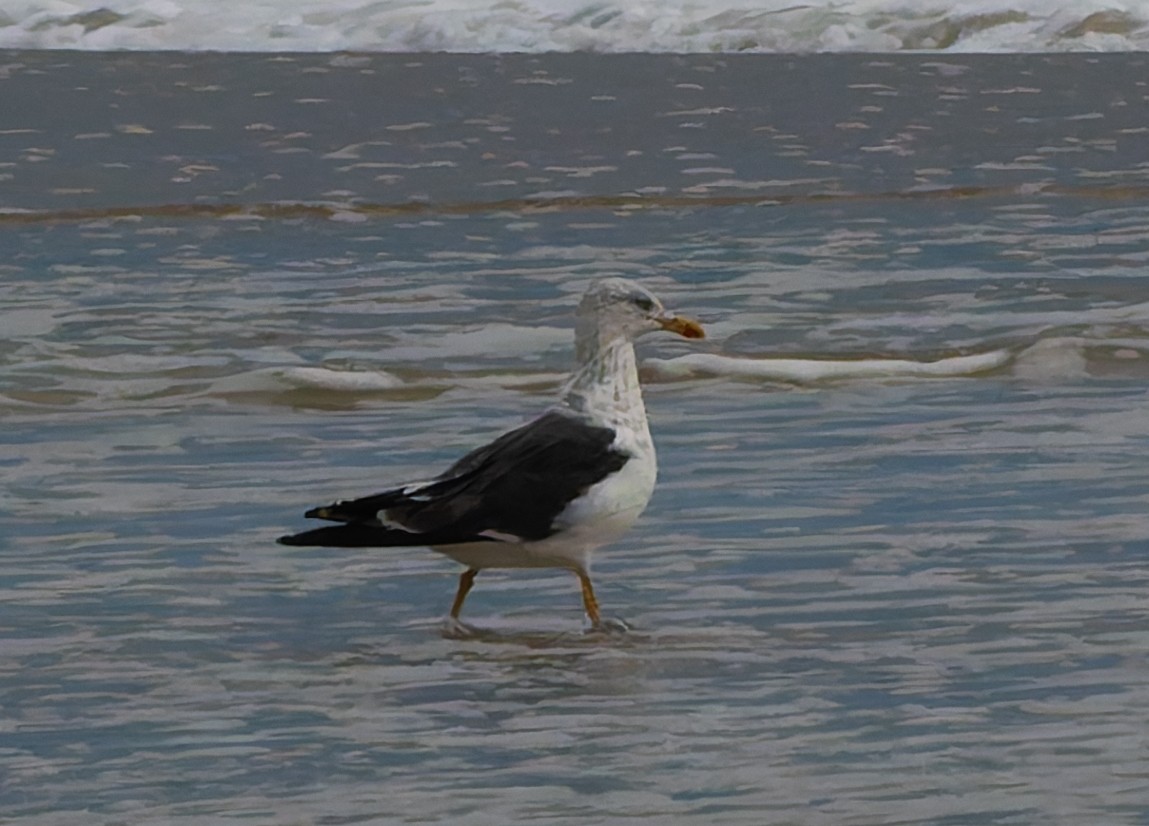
[0,0,1146,52]
[644,348,1012,382]
[7,328,1146,415]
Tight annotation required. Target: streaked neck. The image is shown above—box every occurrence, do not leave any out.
[561,334,648,432]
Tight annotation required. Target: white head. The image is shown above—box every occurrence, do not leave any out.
[574,277,704,360]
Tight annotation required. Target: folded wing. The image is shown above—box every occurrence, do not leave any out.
[278,411,629,548]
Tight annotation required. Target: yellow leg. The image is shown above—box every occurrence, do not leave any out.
[450,568,479,619]
[576,570,602,627]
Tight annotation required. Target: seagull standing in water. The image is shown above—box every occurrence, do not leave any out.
[279,278,704,632]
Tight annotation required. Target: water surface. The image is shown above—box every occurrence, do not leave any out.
[3,53,1149,824]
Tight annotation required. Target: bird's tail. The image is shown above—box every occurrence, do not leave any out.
[277,524,401,547]
[278,523,493,548]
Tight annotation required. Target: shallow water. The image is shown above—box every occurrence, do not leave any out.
[4,53,1149,824]
[2,0,1147,52]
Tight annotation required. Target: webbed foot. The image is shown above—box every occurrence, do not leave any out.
[441,616,480,639]
[587,616,632,635]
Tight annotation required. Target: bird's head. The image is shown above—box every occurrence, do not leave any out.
[576,277,705,345]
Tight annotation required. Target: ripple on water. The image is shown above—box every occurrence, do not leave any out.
[6,57,1149,823]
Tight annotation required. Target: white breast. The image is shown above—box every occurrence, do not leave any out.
[552,424,657,545]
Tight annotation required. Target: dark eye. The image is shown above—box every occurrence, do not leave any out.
[634,295,655,312]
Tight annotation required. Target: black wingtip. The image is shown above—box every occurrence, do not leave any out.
[275,523,399,548]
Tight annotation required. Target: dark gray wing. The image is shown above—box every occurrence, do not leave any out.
[278,410,629,548]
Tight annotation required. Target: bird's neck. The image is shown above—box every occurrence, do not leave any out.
[561,334,649,434]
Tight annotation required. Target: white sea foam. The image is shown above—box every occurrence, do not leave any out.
[643,349,1012,382]
[0,0,1146,52]
[241,366,404,392]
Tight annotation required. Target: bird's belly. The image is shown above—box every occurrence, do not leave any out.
[431,540,586,570]
[550,446,657,543]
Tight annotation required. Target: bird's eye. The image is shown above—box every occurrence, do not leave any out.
[633,295,655,312]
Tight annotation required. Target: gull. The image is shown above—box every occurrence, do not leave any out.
[278,277,704,632]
